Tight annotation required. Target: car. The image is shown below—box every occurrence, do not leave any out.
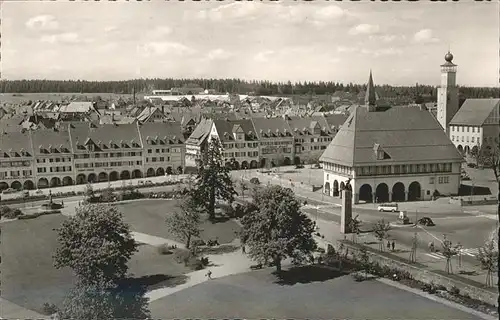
[2,188,17,194]
[461,176,471,181]
[467,163,477,168]
[377,203,398,212]
[295,164,304,169]
[35,189,43,195]
[250,177,260,185]
[417,217,435,227]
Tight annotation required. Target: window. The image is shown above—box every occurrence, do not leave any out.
[467,127,469,132]
[472,137,475,143]
[451,135,454,141]
[429,177,435,184]
[438,177,443,184]
[461,127,464,132]
[148,149,152,154]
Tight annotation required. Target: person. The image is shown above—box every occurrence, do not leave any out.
[429,241,435,252]
[241,245,246,254]
[391,240,395,252]
[206,270,212,280]
[387,240,391,251]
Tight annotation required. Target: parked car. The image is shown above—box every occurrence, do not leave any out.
[461,176,471,181]
[398,211,411,224]
[2,188,17,194]
[418,217,435,227]
[295,164,304,169]
[377,203,398,212]
[35,189,44,195]
[250,177,260,185]
[467,163,477,168]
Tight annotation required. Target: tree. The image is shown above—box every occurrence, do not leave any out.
[192,138,237,220]
[58,279,150,320]
[84,183,94,200]
[165,195,202,249]
[373,219,391,251]
[348,215,361,243]
[441,236,456,274]
[476,239,498,287]
[240,185,317,273]
[53,204,138,285]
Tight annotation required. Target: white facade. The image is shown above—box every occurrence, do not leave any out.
[437,59,459,135]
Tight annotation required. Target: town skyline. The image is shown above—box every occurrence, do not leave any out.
[2,1,498,87]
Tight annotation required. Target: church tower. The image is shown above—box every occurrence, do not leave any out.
[437,51,459,135]
[365,70,377,112]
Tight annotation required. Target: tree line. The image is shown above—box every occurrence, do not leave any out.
[0,79,497,99]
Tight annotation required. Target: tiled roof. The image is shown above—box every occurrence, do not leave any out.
[286,115,331,135]
[138,122,184,145]
[59,102,95,113]
[0,131,34,157]
[186,118,213,146]
[320,105,463,167]
[136,107,165,122]
[324,114,349,129]
[251,117,293,139]
[450,99,500,126]
[68,123,142,153]
[213,119,258,142]
[31,129,73,155]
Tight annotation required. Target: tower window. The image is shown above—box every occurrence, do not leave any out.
[467,127,469,132]
[461,127,464,132]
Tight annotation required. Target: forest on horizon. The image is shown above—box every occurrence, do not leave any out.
[0,78,498,99]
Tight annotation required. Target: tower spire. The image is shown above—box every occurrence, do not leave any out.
[365,70,377,111]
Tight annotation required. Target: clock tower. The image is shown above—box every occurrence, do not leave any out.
[437,51,459,135]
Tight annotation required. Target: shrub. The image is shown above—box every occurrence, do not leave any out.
[449,285,460,296]
[0,205,12,218]
[157,244,173,255]
[200,256,209,266]
[18,212,42,220]
[173,248,192,264]
[191,239,206,247]
[186,256,204,270]
[42,302,58,315]
[351,272,366,282]
[4,208,22,219]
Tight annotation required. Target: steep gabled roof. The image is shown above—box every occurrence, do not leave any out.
[186,118,213,146]
[450,98,500,126]
[320,105,463,167]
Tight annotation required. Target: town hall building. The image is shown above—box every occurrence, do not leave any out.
[320,71,464,204]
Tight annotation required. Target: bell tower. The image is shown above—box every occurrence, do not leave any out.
[437,51,459,135]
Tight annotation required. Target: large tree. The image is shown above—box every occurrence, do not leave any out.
[53,204,138,285]
[192,138,236,220]
[166,195,202,249]
[240,185,317,273]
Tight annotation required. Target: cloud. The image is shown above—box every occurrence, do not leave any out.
[198,2,262,21]
[372,48,404,57]
[413,29,439,44]
[26,15,59,31]
[40,33,82,44]
[104,26,118,33]
[370,34,406,43]
[337,46,358,53]
[138,41,195,57]
[254,50,275,62]
[348,24,380,35]
[206,48,233,61]
[147,26,172,39]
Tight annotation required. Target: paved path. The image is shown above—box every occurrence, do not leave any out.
[0,298,50,320]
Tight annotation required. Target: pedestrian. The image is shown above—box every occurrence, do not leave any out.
[387,240,391,251]
[241,245,246,254]
[391,240,395,252]
[206,270,212,280]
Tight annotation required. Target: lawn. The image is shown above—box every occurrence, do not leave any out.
[118,200,242,245]
[149,265,485,320]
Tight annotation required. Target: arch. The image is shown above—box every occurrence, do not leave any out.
[87,173,97,183]
[0,182,9,191]
[270,160,276,168]
[375,183,389,203]
[333,180,339,197]
[324,182,331,195]
[166,167,173,175]
[345,183,352,191]
[62,176,73,186]
[408,181,421,201]
[340,181,345,191]
[132,170,142,179]
[359,184,373,203]
[457,144,464,153]
[225,161,232,168]
[250,160,258,168]
[260,158,266,168]
[177,166,183,174]
[76,174,86,184]
[23,180,35,190]
[471,145,479,155]
[109,171,119,181]
[120,170,130,180]
[464,145,470,154]
[283,157,291,166]
[50,177,61,188]
[11,181,22,190]
[294,156,301,165]
[98,172,108,182]
[146,168,155,177]
[156,167,165,176]
[241,161,249,169]
[233,161,240,170]
[392,182,405,202]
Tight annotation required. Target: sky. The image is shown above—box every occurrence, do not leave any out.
[1,1,499,86]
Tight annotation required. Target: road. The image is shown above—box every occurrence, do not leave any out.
[231,169,498,267]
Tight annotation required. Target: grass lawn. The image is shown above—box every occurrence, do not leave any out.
[149,265,485,320]
[1,210,190,315]
[118,200,241,245]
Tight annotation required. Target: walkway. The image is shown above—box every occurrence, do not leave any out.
[0,298,50,320]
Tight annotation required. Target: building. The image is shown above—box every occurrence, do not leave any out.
[436,52,460,135]
[185,118,213,168]
[320,71,463,205]
[251,117,295,168]
[0,131,36,191]
[449,98,500,155]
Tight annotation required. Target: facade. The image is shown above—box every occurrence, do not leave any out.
[251,117,295,168]
[449,99,500,155]
[184,118,213,167]
[320,72,464,205]
[436,52,460,135]
[0,122,186,191]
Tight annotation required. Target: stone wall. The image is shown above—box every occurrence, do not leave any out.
[340,240,499,307]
